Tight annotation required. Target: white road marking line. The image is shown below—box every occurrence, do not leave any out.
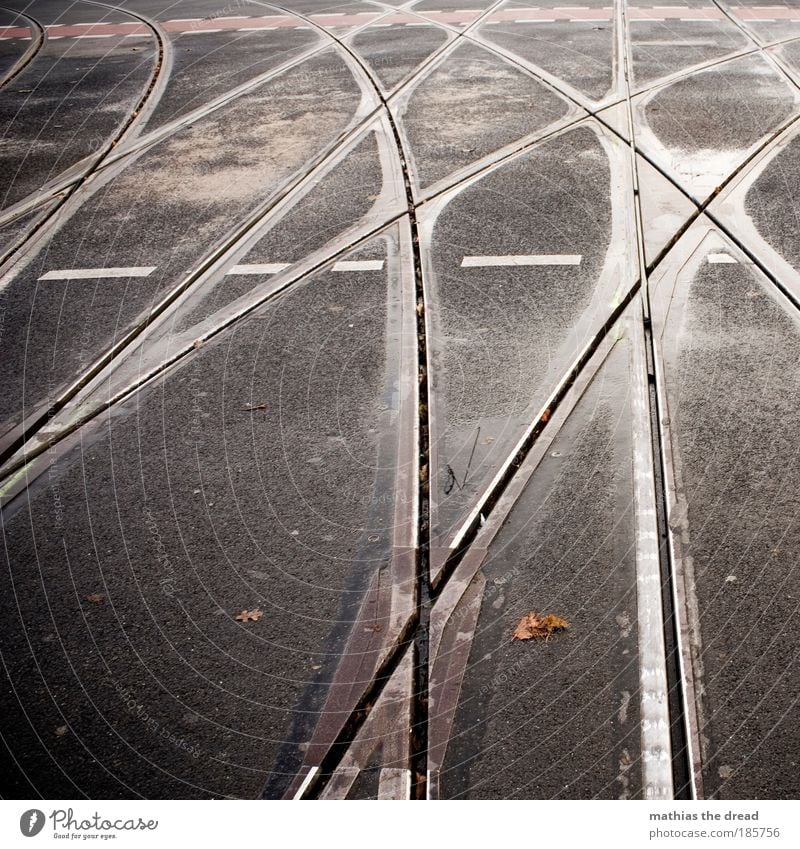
[516,18,555,22]
[184,29,222,34]
[707,253,738,264]
[74,33,114,38]
[226,263,289,275]
[39,267,156,280]
[292,766,319,800]
[461,254,582,267]
[237,27,275,31]
[169,18,203,22]
[332,260,384,271]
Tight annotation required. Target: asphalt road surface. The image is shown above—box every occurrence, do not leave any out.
[1,0,798,801]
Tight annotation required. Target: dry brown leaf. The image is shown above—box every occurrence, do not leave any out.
[235,608,263,622]
[86,592,105,604]
[512,611,569,641]
[242,403,268,411]
[540,409,551,424]
[363,623,382,633]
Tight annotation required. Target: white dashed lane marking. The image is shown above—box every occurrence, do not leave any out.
[39,267,157,280]
[332,260,384,271]
[39,260,387,280]
[461,254,582,267]
[707,253,738,264]
[227,260,385,274]
[226,263,289,275]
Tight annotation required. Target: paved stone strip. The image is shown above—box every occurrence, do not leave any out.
[8,5,798,39]
[730,5,800,21]
[486,8,612,22]
[0,21,150,38]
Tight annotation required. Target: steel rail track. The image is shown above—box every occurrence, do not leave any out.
[3,0,796,480]
[0,0,510,468]
[4,8,799,559]
[278,0,800,801]
[617,0,693,800]
[6,0,794,236]
[0,5,45,89]
[0,1,170,268]
[3,0,800,801]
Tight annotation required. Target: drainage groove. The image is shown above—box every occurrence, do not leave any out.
[619,0,695,799]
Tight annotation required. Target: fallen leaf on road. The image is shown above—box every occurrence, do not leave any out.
[512,612,569,641]
[235,609,263,622]
[86,593,105,604]
[363,623,382,633]
[241,403,268,411]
